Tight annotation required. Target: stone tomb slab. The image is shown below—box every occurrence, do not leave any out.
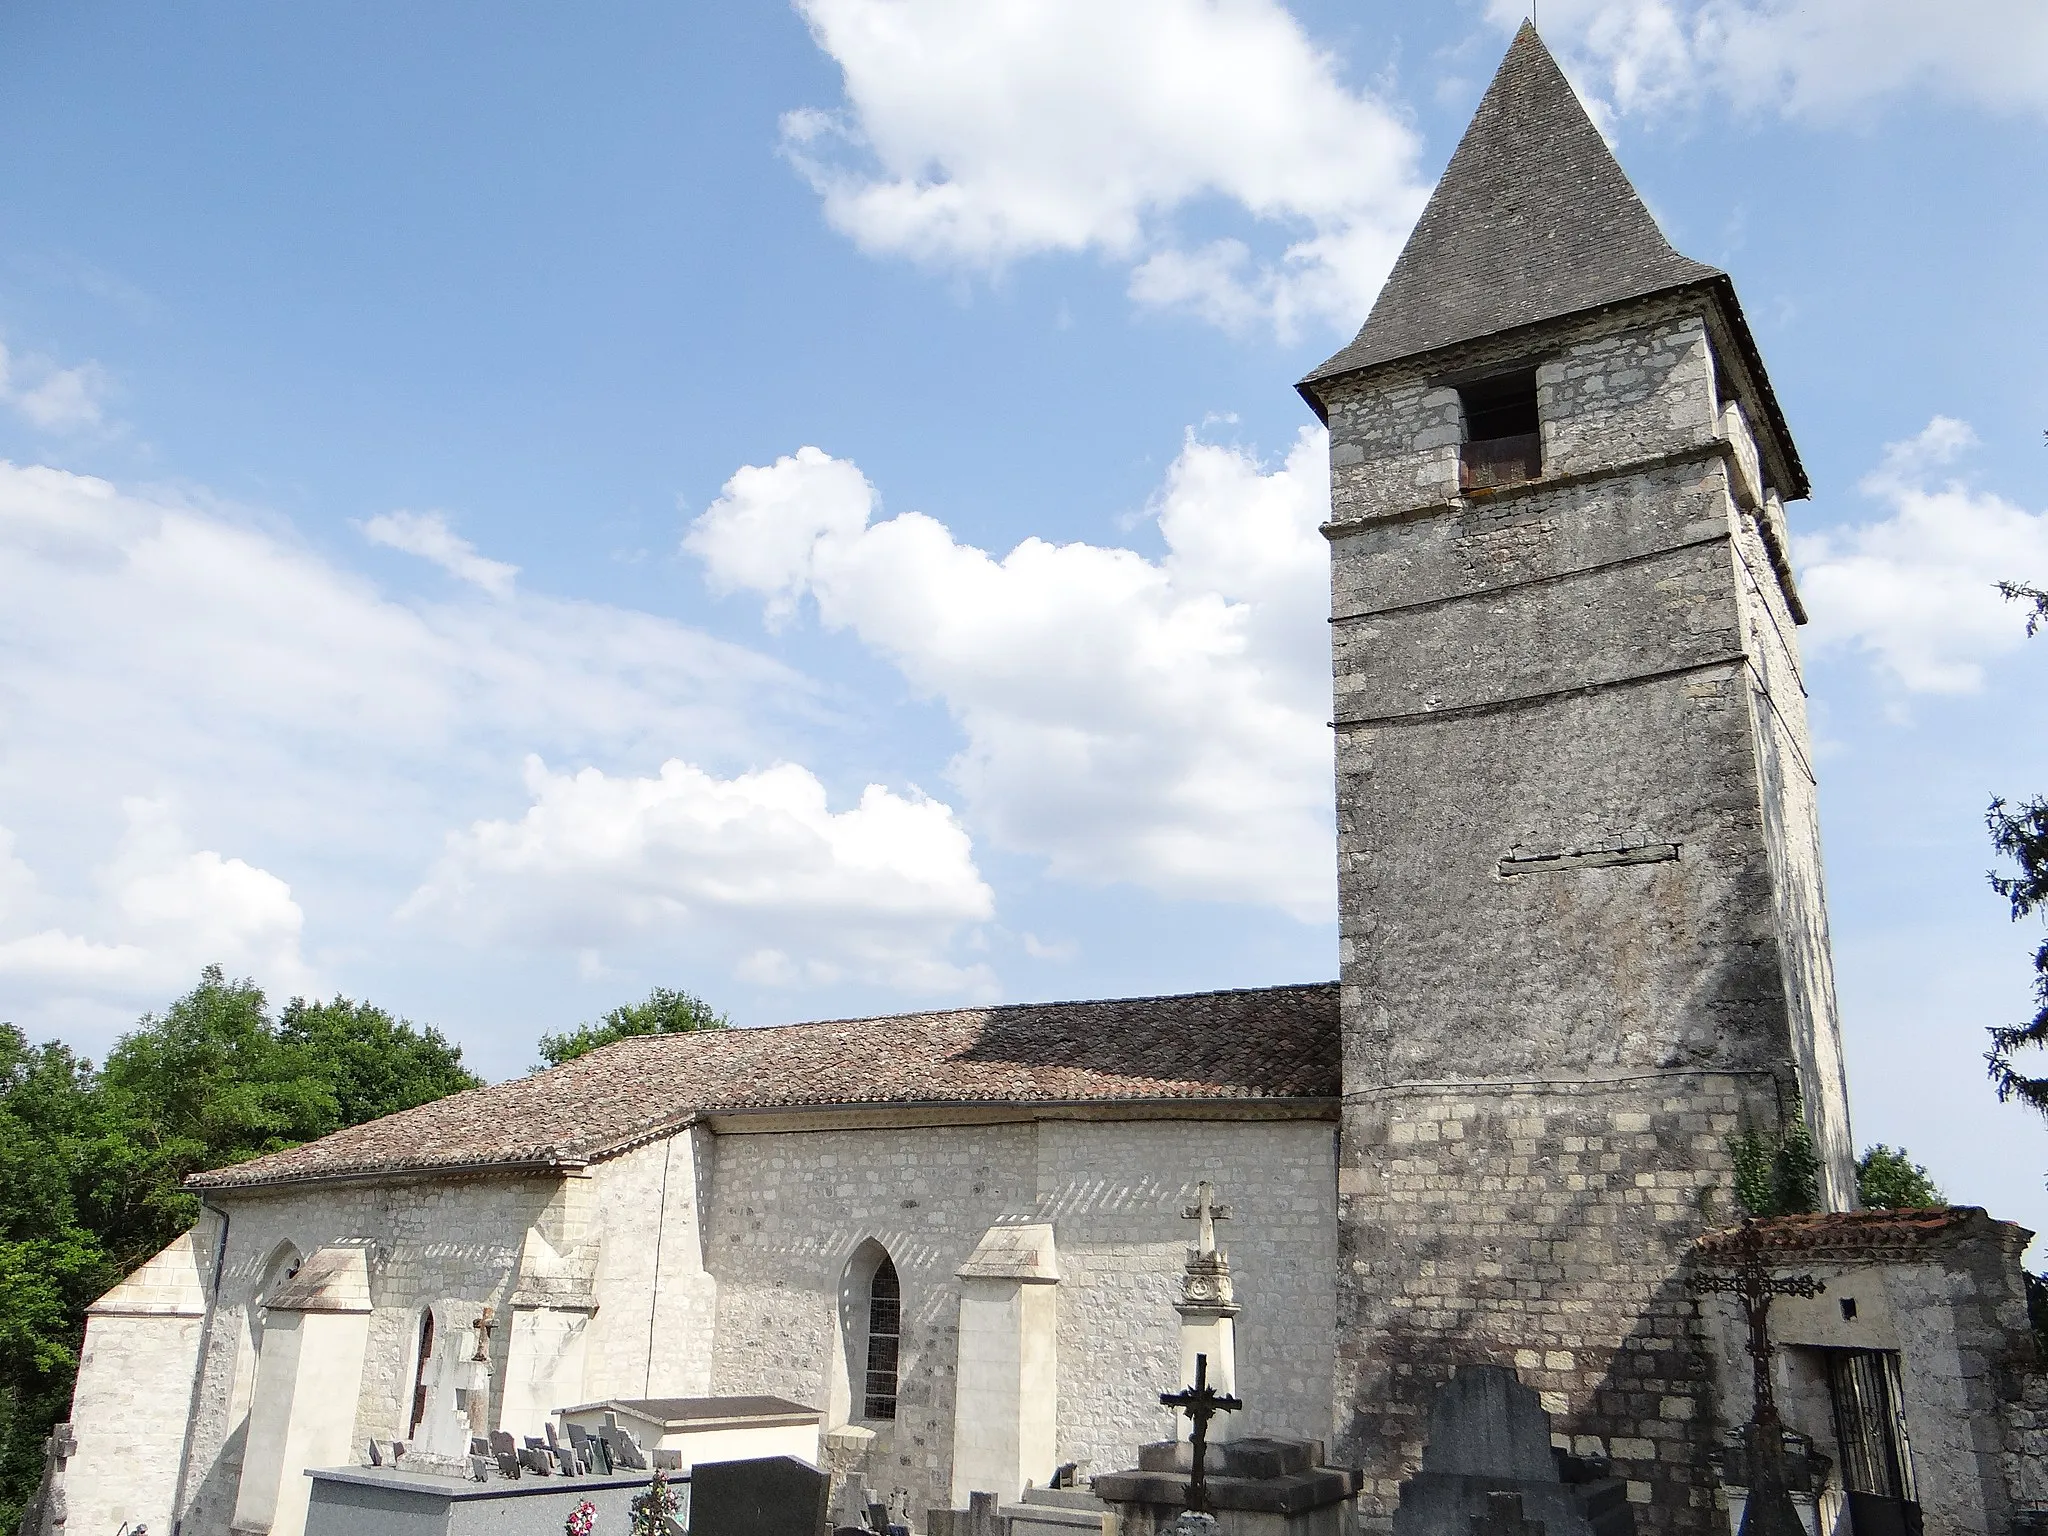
[302,1465,650,1536]
[690,1454,830,1536]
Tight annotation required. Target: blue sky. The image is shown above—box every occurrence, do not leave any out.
[1,0,2045,1239]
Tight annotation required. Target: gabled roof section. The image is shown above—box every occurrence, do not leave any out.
[1304,23,1720,387]
[187,982,1340,1192]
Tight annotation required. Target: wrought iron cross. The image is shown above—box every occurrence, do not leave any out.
[1160,1352,1241,1514]
[1180,1182,1232,1257]
[1689,1220,1823,1536]
[1688,1220,1822,1430]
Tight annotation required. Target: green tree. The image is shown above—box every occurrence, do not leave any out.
[276,995,479,1131]
[1987,791,2048,1114]
[535,987,729,1069]
[1856,1144,1944,1209]
[0,1028,118,1525]
[0,968,481,1528]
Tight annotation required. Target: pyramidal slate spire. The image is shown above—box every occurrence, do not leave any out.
[1305,22,1721,384]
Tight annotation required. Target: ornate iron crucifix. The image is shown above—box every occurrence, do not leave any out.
[1160,1351,1241,1514]
[1688,1220,1823,1536]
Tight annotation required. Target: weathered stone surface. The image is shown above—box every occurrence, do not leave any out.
[1322,182,1853,1535]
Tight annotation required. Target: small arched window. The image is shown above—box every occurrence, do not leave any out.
[863,1256,900,1421]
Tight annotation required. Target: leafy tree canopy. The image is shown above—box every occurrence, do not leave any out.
[0,967,478,1528]
[1987,792,2048,1115]
[535,987,729,1069]
[1855,1144,1944,1210]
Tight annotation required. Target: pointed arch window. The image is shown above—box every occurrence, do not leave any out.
[408,1308,436,1437]
[862,1255,899,1421]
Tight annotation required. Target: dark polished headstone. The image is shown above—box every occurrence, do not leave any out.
[1391,1367,1634,1536]
[691,1455,830,1536]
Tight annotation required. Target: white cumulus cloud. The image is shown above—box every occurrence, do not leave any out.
[1796,417,2048,694]
[1502,0,2048,120]
[403,756,995,995]
[0,340,110,433]
[781,0,1429,339]
[687,429,1336,920]
[0,458,847,1038]
[0,800,311,998]
[362,510,519,597]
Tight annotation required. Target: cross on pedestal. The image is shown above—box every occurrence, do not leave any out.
[1160,1352,1241,1514]
[1689,1220,1824,1536]
[470,1306,495,1362]
[1181,1182,1232,1257]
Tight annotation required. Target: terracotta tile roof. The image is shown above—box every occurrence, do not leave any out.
[1694,1208,2026,1265]
[188,982,1339,1192]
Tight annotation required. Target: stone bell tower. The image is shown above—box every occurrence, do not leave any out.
[1297,25,1855,1532]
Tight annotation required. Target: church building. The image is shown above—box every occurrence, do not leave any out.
[52,26,2048,1536]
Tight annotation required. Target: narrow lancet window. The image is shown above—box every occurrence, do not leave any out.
[863,1256,900,1420]
[408,1308,435,1437]
[1458,370,1542,489]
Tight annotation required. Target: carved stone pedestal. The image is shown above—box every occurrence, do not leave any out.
[1094,1437,1359,1536]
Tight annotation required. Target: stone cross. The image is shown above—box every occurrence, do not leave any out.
[1181,1182,1232,1257]
[1160,1352,1241,1514]
[1689,1220,1823,1536]
[470,1307,494,1362]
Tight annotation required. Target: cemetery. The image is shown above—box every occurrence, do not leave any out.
[27,21,2048,1536]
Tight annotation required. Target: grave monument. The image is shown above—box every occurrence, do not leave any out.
[1388,1367,1632,1536]
[1094,1188,1359,1536]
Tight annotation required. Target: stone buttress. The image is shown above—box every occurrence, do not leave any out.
[1298,25,1854,1532]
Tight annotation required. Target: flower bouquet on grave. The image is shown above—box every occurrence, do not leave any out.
[629,1468,681,1536]
[564,1499,595,1536]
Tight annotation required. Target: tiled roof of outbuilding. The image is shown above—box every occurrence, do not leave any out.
[188,982,1340,1192]
[1303,23,1721,389]
[1694,1208,2030,1265]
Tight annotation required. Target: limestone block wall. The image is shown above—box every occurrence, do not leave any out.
[705,1117,1041,1518]
[67,1227,211,1536]
[578,1129,718,1402]
[699,1112,1336,1526]
[176,1173,573,1536]
[1031,1118,1337,1469]
[1338,1075,1765,1527]
[71,1312,204,1536]
[1321,298,1850,1534]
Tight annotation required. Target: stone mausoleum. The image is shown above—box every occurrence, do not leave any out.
[46,26,2048,1536]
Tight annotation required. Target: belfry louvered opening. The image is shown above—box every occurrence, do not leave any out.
[1458,370,1542,490]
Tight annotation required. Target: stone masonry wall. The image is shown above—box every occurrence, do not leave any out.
[1322,301,1848,1533]
[70,1311,204,1536]
[700,1113,1336,1526]
[177,1173,572,1536]
[1728,464,1857,1204]
[580,1131,719,1400]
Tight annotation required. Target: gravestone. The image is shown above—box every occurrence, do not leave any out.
[600,1412,649,1471]
[1390,1367,1633,1536]
[690,1455,831,1536]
